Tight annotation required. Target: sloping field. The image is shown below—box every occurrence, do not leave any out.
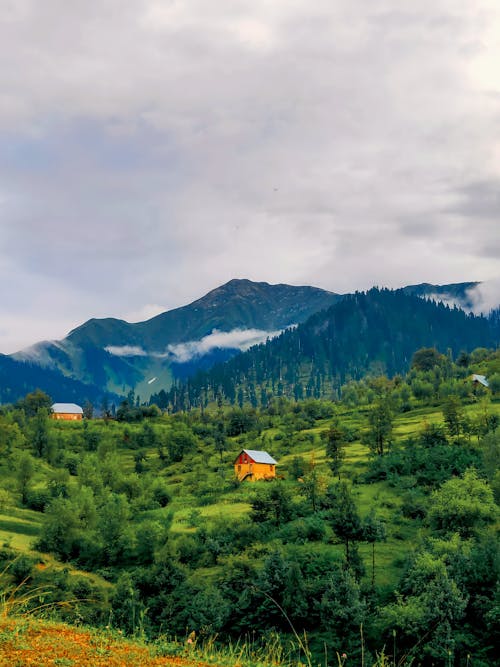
[0,508,41,552]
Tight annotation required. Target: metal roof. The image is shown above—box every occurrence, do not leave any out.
[240,449,278,464]
[51,403,84,414]
[472,374,489,387]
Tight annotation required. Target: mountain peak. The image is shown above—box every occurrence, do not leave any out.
[205,277,337,299]
[2,278,491,404]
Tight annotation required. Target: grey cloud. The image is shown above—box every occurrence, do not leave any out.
[479,242,500,259]
[399,220,439,239]
[0,0,499,351]
[450,181,500,218]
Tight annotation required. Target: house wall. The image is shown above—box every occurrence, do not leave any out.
[234,461,276,481]
[52,413,83,421]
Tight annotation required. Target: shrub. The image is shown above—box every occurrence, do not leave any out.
[401,490,427,519]
[151,482,171,508]
[25,488,51,512]
[9,554,36,584]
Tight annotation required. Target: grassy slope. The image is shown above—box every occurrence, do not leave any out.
[1,396,498,634]
[0,508,41,552]
[0,617,216,667]
[157,397,500,594]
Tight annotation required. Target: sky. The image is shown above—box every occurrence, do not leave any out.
[1,0,499,353]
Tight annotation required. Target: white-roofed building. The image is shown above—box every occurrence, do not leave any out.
[51,403,84,421]
[234,449,278,481]
[471,374,489,388]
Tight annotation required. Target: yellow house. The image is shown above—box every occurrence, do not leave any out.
[234,449,278,482]
[51,403,84,421]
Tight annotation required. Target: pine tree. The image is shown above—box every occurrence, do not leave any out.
[322,424,346,479]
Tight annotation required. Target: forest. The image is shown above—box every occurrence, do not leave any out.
[153,289,500,412]
[0,345,499,666]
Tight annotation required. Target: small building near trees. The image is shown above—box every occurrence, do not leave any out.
[234,449,278,482]
[51,403,84,421]
[471,374,489,388]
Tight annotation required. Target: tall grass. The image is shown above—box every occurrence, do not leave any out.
[153,630,312,667]
[151,630,413,667]
[0,554,92,620]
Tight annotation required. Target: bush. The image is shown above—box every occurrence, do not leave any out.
[280,516,327,543]
[401,490,427,519]
[10,554,36,584]
[61,452,80,475]
[151,482,171,508]
[25,488,51,512]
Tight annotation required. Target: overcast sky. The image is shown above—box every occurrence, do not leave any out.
[1,0,499,353]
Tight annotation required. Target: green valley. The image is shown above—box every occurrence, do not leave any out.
[0,346,499,666]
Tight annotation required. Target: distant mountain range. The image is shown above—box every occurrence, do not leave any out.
[1,278,493,405]
[157,286,499,410]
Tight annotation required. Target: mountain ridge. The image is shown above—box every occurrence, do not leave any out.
[10,279,341,399]
[156,286,500,411]
[66,278,341,350]
[3,278,491,405]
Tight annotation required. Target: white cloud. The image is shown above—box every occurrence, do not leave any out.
[466,279,500,314]
[423,293,467,310]
[105,345,148,357]
[103,327,284,362]
[420,278,500,314]
[167,328,283,363]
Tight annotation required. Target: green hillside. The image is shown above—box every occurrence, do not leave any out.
[0,347,498,665]
[159,288,500,410]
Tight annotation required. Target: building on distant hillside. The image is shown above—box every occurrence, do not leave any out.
[234,449,278,482]
[471,374,489,388]
[51,403,84,420]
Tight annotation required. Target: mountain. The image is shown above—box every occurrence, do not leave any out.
[158,288,500,411]
[6,278,491,405]
[65,279,341,349]
[0,353,105,406]
[11,280,340,400]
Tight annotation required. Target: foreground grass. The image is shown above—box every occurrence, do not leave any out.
[0,617,215,667]
[0,616,325,667]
